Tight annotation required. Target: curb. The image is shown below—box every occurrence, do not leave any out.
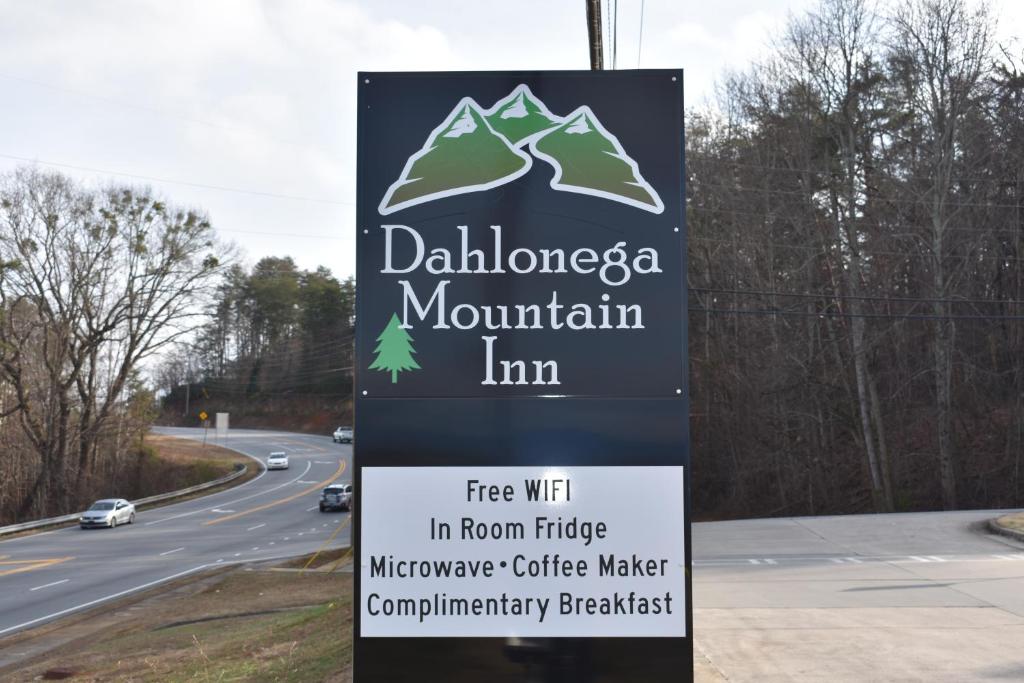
[988,517,1024,544]
[0,463,249,538]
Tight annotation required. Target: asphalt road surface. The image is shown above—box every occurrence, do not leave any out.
[2,427,1022,681]
[0,427,351,648]
[694,510,1024,681]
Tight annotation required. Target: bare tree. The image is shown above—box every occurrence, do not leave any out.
[888,0,994,509]
[0,167,229,516]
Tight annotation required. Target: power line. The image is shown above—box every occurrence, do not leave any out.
[691,287,1024,306]
[637,0,645,68]
[688,153,1024,186]
[0,153,353,206]
[691,306,1024,321]
[691,178,1024,211]
[0,73,315,152]
[217,228,344,241]
[688,204,1024,233]
[689,235,1024,263]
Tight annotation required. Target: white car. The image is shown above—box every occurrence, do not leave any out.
[267,452,289,470]
[332,426,353,443]
[80,498,135,528]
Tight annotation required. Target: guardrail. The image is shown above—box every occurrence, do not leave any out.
[0,463,249,538]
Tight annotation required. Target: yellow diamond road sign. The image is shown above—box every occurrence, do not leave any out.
[199,411,208,421]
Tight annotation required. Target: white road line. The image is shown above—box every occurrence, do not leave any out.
[252,547,260,550]
[909,556,932,563]
[297,480,317,484]
[0,565,209,638]
[927,555,947,563]
[748,559,761,565]
[314,461,333,464]
[159,547,185,556]
[145,461,311,526]
[234,553,242,557]
[283,537,290,541]
[845,557,864,564]
[764,558,778,565]
[306,506,318,512]
[247,524,266,531]
[29,579,69,592]
[0,530,56,547]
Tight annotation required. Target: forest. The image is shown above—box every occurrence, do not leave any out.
[156,258,355,432]
[687,0,1024,517]
[162,0,1024,518]
[4,0,1022,523]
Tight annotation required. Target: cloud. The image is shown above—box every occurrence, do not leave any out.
[0,0,464,278]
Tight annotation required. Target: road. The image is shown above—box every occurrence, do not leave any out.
[694,510,1024,681]
[2,427,1022,680]
[0,427,351,653]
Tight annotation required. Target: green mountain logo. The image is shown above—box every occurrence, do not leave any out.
[530,106,664,214]
[378,85,664,215]
[378,98,533,215]
[484,84,562,147]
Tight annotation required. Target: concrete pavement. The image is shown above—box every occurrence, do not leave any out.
[693,510,1024,681]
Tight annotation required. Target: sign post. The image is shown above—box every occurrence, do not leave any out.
[355,70,689,681]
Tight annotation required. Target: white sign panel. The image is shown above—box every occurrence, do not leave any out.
[360,465,686,638]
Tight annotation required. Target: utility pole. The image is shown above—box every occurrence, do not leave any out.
[586,0,603,70]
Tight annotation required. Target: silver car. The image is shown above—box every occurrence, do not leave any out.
[319,483,353,512]
[80,498,135,528]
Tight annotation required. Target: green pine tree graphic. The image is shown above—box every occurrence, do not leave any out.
[368,313,420,383]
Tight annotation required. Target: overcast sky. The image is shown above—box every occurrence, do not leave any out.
[1,0,1020,281]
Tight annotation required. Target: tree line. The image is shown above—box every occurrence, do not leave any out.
[687,0,1024,517]
[155,257,355,420]
[3,0,1021,523]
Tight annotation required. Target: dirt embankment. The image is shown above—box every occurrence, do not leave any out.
[108,434,255,505]
[0,435,256,528]
[159,396,352,436]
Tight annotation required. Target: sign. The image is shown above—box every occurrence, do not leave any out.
[361,466,685,637]
[198,411,208,422]
[355,70,689,682]
[214,412,229,441]
[358,77,684,399]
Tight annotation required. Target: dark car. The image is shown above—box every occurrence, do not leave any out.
[320,483,353,512]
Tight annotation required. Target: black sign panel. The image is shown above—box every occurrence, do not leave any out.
[357,71,684,398]
[354,70,690,682]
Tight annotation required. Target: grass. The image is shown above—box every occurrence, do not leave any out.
[4,569,353,682]
[996,511,1024,532]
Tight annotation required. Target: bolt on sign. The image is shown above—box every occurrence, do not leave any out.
[354,70,690,682]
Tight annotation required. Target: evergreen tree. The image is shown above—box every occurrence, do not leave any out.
[368,313,420,383]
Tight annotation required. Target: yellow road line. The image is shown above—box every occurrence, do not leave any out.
[0,557,74,578]
[301,515,353,573]
[203,460,346,526]
[326,545,354,573]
